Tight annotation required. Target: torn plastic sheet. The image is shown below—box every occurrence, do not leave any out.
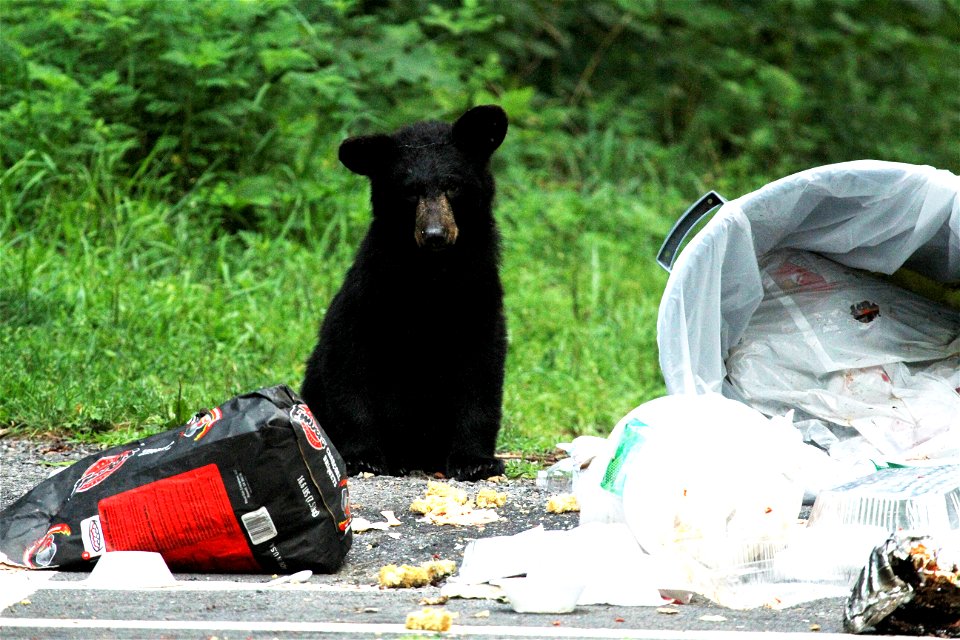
[456,523,669,607]
[455,522,852,610]
[726,250,960,464]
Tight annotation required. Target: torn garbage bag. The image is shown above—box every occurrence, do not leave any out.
[657,160,960,470]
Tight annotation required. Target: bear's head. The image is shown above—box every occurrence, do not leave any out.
[338,105,508,251]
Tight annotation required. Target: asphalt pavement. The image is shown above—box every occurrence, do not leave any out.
[0,437,867,639]
[1,569,852,639]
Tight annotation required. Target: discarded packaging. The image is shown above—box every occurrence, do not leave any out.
[440,581,505,601]
[536,436,608,495]
[83,551,176,589]
[457,523,669,608]
[773,525,888,587]
[0,385,352,573]
[808,465,960,533]
[456,526,545,585]
[609,394,807,607]
[776,465,960,589]
[556,393,871,608]
[352,510,403,533]
[496,576,585,613]
[266,569,313,586]
[657,162,960,483]
[844,531,960,636]
[536,458,577,494]
[727,249,960,465]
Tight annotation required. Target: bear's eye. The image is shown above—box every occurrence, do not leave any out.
[446,186,462,199]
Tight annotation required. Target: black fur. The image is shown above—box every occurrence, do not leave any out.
[300,105,509,481]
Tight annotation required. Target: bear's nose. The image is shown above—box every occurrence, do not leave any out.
[422,225,448,248]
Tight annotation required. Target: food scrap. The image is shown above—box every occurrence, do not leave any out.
[475,488,507,508]
[378,559,457,588]
[410,481,469,515]
[428,480,468,503]
[410,481,501,526]
[405,607,456,632]
[546,493,580,513]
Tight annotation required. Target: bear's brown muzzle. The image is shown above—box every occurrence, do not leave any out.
[415,194,458,250]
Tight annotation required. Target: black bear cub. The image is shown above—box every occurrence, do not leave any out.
[300,105,509,481]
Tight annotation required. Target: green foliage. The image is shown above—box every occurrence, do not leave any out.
[483,0,960,175]
[1,0,958,449]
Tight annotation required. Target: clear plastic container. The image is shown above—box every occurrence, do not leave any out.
[807,465,960,533]
[535,459,576,493]
[659,535,851,610]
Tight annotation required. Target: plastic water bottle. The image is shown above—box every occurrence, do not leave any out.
[600,418,649,496]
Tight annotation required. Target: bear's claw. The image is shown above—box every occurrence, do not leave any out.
[447,456,505,481]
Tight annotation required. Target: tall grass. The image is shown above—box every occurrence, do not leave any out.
[1,132,701,455]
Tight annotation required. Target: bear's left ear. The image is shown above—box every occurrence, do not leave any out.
[452,105,508,159]
[339,134,396,177]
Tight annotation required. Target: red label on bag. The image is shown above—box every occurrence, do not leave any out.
[97,463,259,571]
[73,450,136,495]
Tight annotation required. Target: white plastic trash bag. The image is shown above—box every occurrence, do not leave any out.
[657,160,960,465]
[575,393,821,537]
[570,392,852,608]
[726,249,960,461]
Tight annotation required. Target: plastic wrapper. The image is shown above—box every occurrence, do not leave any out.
[726,249,960,462]
[845,532,960,636]
[0,385,352,573]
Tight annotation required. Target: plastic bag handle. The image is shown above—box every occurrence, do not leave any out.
[656,190,726,272]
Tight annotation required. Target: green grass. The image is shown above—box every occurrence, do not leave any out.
[0,156,683,457]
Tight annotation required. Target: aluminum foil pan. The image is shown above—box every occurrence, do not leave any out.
[844,532,960,636]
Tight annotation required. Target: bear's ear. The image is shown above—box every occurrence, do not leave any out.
[338,134,395,177]
[452,105,508,159]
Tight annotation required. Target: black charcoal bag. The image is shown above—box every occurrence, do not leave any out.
[0,385,352,573]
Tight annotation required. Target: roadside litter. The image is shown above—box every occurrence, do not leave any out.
[657,160,959,476]
[844,532,960,636]
[378,559,457,588]
[452,523,670,611]
[0,385,352,574]
[351,510,402,533]
[405,607,456,631]
[726,249,960,465]
[636,160,959,620]
[408,480,503,526]
[83,551,176,589]
[451,392,960,617]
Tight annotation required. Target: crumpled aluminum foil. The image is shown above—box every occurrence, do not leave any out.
[844,532,960,636]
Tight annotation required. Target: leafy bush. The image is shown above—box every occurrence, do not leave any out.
[4,0,956,234]
[1,0,958,443]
